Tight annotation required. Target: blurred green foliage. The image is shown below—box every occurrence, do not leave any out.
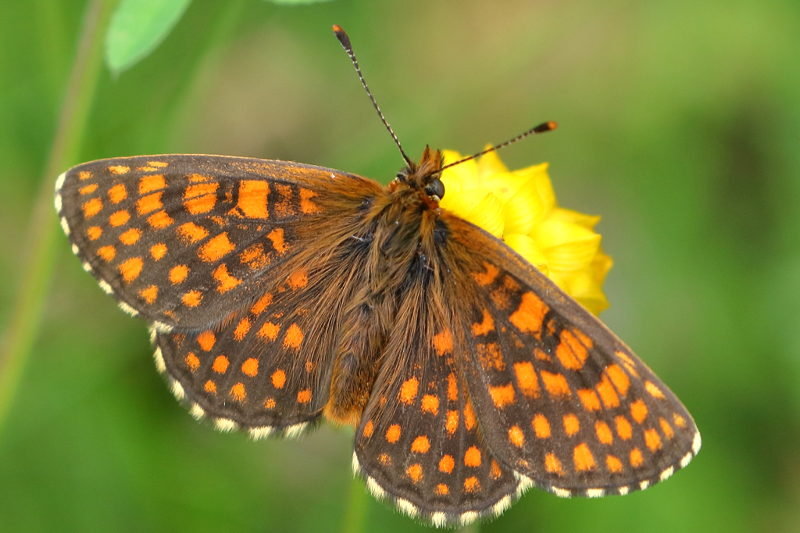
[1,1,799,532]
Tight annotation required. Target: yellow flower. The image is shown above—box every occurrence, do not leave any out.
[440,148,613,315]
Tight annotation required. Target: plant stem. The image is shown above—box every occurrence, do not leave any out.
[0,0,116,436]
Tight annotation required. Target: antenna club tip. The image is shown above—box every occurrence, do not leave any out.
[533,121,558,133]
[332,25,351,47]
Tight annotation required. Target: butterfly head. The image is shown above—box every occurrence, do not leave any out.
[392,146,445,204]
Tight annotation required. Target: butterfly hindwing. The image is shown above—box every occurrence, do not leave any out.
[353,275,522,526]
[55,154,378,329]
[442,213,700,496]
[153,231,378,437]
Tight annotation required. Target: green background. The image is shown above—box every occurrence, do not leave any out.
[1,1,799,532]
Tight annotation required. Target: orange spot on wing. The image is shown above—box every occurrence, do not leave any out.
[532,413,551,438]
[471,309,495,336]
[411,435,431,453]
[204,380,217,394]
[267,228,288,254]
[659,417,675,439]
[577,389,601,411]
[645,381,666,399]
[239,243,269,270]
[434,484,449,496]
[378,453,391,465]
[169,264,189,284]
[235,180,270,218]
[464,400,477,430]
[86,226,102,240]
[234,318,251,341]
[477,343,505,371]
[644,428,662,451]
[421,394,439,415]
[445,410,459,434]
[297,389,312,404]
[138,174,165,194]
[508,425,525,447]
[119,228,141,245]
[136,192,163,215]
[556,329,591,370]
[596,375,620,408]
[509,292,548,336]
[181,290,202,307]
[82,197,103,218]
[544,452,564,475]
[271,369,286,389]
[108,210,130,227]
[105,165,129,175]
[199,232,235,262]
[513,361,540,397]
[258,321,280,341]
[447,372,458,401]
[439,454,455,473]
[273,184,294,217]
[673,413,687,428]
[604,364,631,396]
[212,355,230,374]
[630,399,648,423]
[472,262,500,286]
[212,263,241,293]
[595,421,614,444]
[97,245,116,262]
[150,243,167,260]
[250,293,273,315]
[615,415,633,440]
[282,323,304,349]
[184,352,200,371]
[489,383,515,408]
[77,170,92,180]
[288,269,308,289]
[299,188,321,214]
[573,443,596,471]
[230,382,246,401]
[362,420,374,438]
[630,448,644,468]
[541,371,571,397]
[79,183,98,195]
[432,328,453,356]
[399,377,419,404]
[241,357,259,377]
[563,414,580,436]
[184,181,218,214]
[606,454,623,473]
[147,210,173,228]
[615,350,640,377]
[118,257,143,282]
[464,446,482,467]
[138,285,158,304]
[385,424,401,443]
[197,330,215,351]
[406,463,423,483]
[463,476,480,493]
[177,222,209,243]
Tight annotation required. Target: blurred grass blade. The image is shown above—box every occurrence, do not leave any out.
[106,0,192,74]
[0,0,114,436]
[267,0,332,5]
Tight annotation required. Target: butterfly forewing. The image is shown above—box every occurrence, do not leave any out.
[443,213,700,496]
[55,155,375,329]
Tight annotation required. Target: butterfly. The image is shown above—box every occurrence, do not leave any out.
[53,25,699,528]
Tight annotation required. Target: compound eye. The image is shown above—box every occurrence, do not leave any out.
[425,178,445,199]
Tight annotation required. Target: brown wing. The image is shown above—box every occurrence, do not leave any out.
[440,212,700,497]
[55,154,381,329]
[352,268,523,527]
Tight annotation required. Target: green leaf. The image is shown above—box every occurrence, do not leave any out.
[267,0,332,5]
[105,0,192,74]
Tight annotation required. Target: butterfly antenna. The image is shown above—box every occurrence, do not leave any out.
[332,25,414,168]
[431,121,558,177]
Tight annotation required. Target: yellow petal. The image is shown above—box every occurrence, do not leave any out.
[462,193,505,238]
[535,219,601,272]
[502,178,551,235]
[550,207,601,229]
[476,146,509,177]
[504,233,549,273]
